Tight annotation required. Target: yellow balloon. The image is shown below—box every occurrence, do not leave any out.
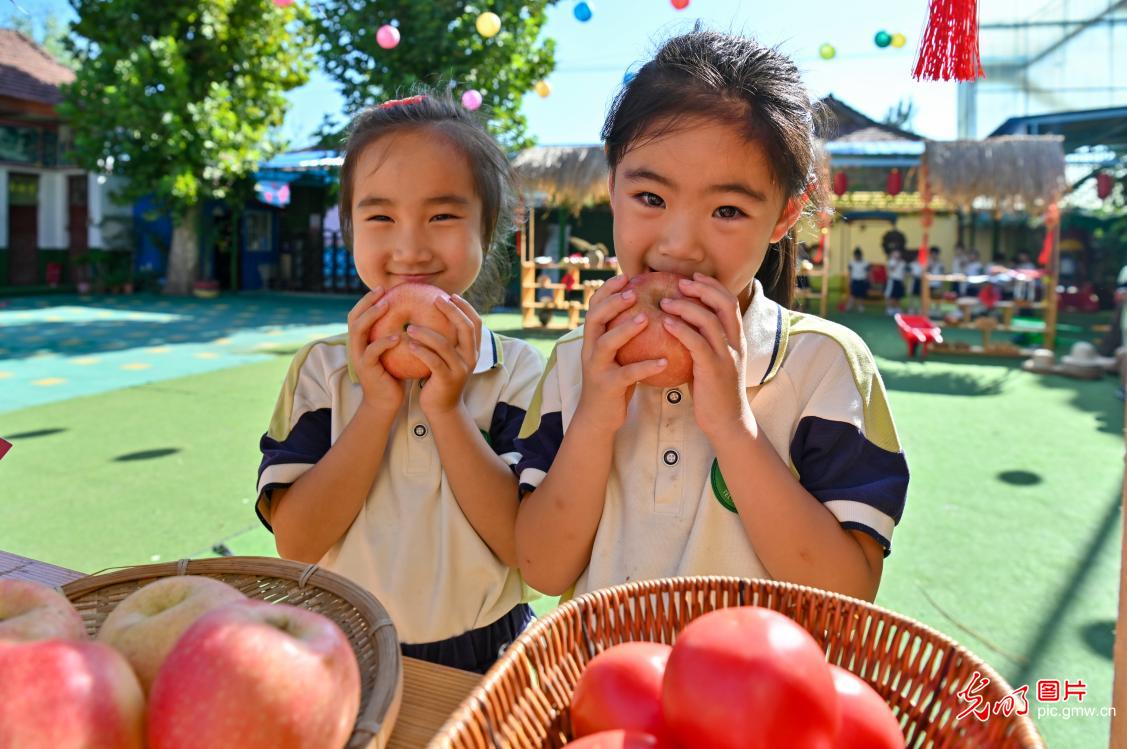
[534,80,551,98]
[476,12,501,38]
[891,32,907,48]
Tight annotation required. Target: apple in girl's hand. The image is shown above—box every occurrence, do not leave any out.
[369,283,457,379]
[96,575,246,693]
[606,272,704,388]
[0,638,145,749]
[147,599,361,749]
[0,578,87,642]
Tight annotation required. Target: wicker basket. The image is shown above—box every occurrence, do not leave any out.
[61,556,402,749]
[432,577,1044,749]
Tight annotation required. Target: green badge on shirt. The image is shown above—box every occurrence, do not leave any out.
[710,459,737,513]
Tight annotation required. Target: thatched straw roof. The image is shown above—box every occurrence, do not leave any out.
[513,146,609,209]
[924,136,1067,210]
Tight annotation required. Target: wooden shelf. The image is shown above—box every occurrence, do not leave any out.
[520,259,602,330]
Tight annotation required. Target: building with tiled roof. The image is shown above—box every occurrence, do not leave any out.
[0,29,74,108]
[0,29,121,289]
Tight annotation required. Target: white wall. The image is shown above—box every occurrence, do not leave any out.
[0,169,8,248]
[37,171,66,248]
[88,174,132,249]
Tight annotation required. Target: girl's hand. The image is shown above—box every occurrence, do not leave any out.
[408,294,480,418]
[576,275,669,431]
[348,288,404,416]
[659,273,754,442]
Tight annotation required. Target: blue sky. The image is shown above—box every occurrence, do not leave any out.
[9,0,963,147]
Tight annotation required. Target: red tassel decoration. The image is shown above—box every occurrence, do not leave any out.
[918,235,930,270]
[913,0,985,82]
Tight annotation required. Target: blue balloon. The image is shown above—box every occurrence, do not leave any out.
[574,1,593,22]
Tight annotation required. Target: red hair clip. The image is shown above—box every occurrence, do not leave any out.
[379,95,426,109]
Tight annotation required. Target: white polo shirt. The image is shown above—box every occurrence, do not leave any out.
[514,280,909,597]
[256,328,545,644]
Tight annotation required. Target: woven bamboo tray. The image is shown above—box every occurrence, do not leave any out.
[432,577,1044,749]
[61,556,403,749]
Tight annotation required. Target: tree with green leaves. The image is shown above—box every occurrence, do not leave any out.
[59,1,315,294]
[313,1,557,152]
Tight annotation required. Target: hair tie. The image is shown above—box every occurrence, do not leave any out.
[379,95,425,109]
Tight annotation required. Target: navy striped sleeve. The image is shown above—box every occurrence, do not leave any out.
[489,340,545,469]
[790,416,908,555]
[255,408,332,532]
[512,341,566,495]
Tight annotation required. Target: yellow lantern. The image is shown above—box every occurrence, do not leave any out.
[476,12,501,38]
[534,80,551,98]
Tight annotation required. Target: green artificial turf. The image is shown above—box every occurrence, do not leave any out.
[0,299,1120,748]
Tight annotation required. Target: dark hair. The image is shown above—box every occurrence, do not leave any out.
[602,29,823,308]
[338,91,516,312]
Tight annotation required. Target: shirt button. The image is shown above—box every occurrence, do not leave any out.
[666,389,682,404]
[663,449,679,466]
[413,424,428,438]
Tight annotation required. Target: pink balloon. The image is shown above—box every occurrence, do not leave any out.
[461,89,483,111]
[376,24,400,50]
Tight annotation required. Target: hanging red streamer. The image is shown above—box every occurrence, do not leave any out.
[1038,203,1060,268]
[913,0,985,82]
[917,234,930,270]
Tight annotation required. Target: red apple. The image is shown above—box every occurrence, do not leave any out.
[369,283,456,379]
[662,607,840,749]
[0,639,145,749]
[570,642,673,744]
[565,730,666,748]
[606,272,702,388]
[147,599,361,749]
[828,665,905,749]
[0,578,87,642]
[96,575,246,693]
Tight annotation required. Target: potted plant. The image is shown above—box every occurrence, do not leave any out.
[192,279,220,299]
[71,251,98,294]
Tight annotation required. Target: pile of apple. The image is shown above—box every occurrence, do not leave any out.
[562,606,906,749]
[0,575,361,749]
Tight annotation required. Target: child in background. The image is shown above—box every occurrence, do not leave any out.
[256,93,544,673]
[513,30,908,604]
[952,244,967,295]
[964,249,984,297]
[1013,250,1038,303]
[927,246,945,294]
[847,247,869,312]
[886,249,907,315]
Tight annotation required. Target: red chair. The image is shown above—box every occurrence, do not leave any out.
[894,314,943,359]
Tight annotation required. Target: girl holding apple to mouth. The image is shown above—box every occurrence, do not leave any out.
[514,30,910,603]
[255,93,545,673]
